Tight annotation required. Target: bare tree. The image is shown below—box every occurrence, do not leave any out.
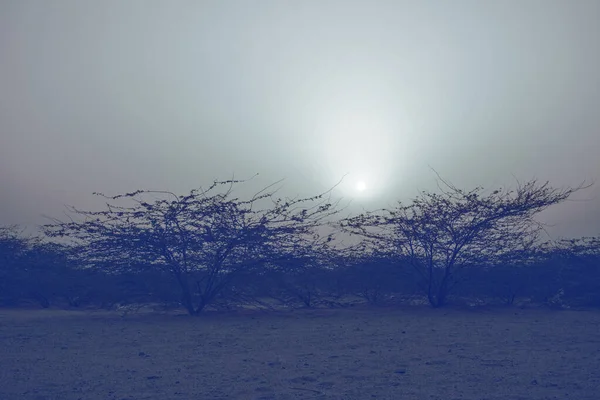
[334,243,408,305]
[0,226,29,306]
[0,226,75,308]
[44,178,339,315]
[547,236,600,307]
[341,177,586,307]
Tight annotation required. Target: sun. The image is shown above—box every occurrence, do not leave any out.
[355,180,367,192]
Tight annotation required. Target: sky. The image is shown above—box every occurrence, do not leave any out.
[1,0,599,239]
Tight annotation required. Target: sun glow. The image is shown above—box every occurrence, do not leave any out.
[309,110,408,201]
[305,83,412,202]
[355,180,367,192]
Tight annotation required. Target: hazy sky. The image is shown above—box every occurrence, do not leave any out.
[1,0,599,238]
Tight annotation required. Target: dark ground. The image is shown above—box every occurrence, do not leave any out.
[0,305,599,400]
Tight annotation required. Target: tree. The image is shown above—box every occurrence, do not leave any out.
[18,239,74,308]
[261,246,334,309]
[44,178,339,315]
[0,225,29,305]
[334,243,410,305]
[0,226,75,308]
[341,177,585,307]
[547,236,600,307]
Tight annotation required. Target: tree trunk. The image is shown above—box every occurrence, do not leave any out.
[182,295,195,315]
[175,274,195,315]
[427,292,436,307]
[434,289,448,308]
[194,295,207,315]
[428,267,452,308]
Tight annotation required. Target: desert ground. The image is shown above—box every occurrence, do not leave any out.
[0,305,599,400]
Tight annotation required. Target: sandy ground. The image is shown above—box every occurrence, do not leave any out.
[0,306,599,400]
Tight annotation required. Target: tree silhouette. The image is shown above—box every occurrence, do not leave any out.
[44,178,339,315]
[342,177,586,307]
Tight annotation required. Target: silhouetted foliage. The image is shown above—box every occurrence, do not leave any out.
[0,226,28,306]
[0,227,74,307]
[2,176,596,314]
[547,237,600,307]
[332,245,412,305]
[342,177,584,307]
[44,178,340,315]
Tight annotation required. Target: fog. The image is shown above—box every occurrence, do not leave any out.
[1,0,599,237]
